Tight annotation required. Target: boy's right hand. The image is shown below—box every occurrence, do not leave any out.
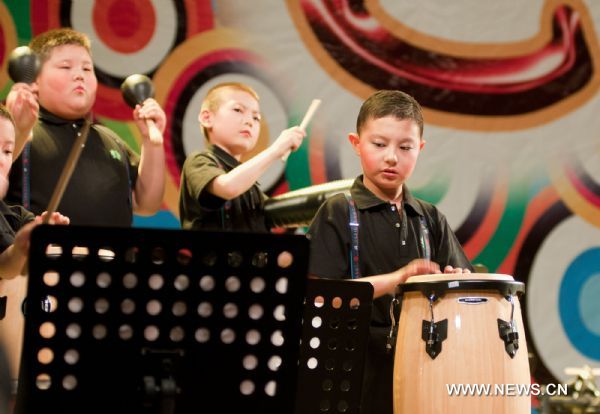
[272,126,305,158]
[395,259,441,284]
[13,212,71,258]
[6,82,39,142]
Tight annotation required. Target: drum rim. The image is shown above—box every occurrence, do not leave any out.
[395,279,525,298]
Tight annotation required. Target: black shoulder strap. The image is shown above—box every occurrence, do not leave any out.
[418,215,431,260]
[413,199,432,260]
[21,142,31,209]
[344,193,360,279]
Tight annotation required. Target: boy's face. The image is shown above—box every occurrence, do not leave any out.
[200,89,261,158]
[0,118,16,198]
[36,44,97,120]
[349,115,424,200]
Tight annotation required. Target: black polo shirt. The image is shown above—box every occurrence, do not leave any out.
[7,108,139,227]
[179,145,268,232]
[307,175,472,414]
[0,201,34,254]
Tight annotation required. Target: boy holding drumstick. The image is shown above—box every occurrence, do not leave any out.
[179,82,306,231]
[308,90,472,413]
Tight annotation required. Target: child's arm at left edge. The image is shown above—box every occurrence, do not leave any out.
[0,212,69,279]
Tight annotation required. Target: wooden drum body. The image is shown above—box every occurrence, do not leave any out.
[393,274,530,414]
[0,275,28,382]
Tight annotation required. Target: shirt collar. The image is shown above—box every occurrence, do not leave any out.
[402,186,425,216]
[350,175,424,216]
[39,106,87,127]
[210,144,241,170]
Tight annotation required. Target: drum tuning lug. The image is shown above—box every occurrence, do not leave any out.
[497,319,519,358]
[421,319,447,359]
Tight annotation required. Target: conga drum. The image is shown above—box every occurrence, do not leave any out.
[0,275,28,385]
[393,274,530,414]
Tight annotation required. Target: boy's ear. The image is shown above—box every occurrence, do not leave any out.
[348,132,360,155]
[419,139,426,150]
[198,109,213,129]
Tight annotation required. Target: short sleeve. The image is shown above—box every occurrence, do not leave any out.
[124,144,139,187]
[0,204,35,253]
[13,205,35,227]
[181,152,226,209]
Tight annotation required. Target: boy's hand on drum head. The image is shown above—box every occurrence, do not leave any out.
[397,259,441,284]
[443,265,471,274]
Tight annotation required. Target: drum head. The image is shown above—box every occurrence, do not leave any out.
[406,273,514,283]
[398,274,524,299]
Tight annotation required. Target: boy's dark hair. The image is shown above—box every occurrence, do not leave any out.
[0,104,16,128]
[356,90,424,137]
[29,27,92,64]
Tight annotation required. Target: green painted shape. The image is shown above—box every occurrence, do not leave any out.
[0,82,13,100]
[284,115,312,190]
[98,119,140,153]
[285,136,312,190]
[1,0,29,100]
[4,0,32,44]
[529,172,551,198]
[411,171,450,205]
[473,175,534,272]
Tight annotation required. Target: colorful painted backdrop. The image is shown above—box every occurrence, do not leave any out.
[1,0,600,405]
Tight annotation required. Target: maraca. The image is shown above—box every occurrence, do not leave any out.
[8,46,41,84]
[120,74,162,144]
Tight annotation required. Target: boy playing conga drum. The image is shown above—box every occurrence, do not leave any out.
[307,90,472,413]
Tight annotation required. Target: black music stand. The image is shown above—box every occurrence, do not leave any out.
[16,225,309,414]
[295,279,373,414]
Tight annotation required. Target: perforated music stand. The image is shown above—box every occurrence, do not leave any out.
[295,279,373,414]
[15,225,309,414]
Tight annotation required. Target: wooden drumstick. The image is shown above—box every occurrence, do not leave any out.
[20,118,91,275]
[42,118,92,223]
[281,99,321,162]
